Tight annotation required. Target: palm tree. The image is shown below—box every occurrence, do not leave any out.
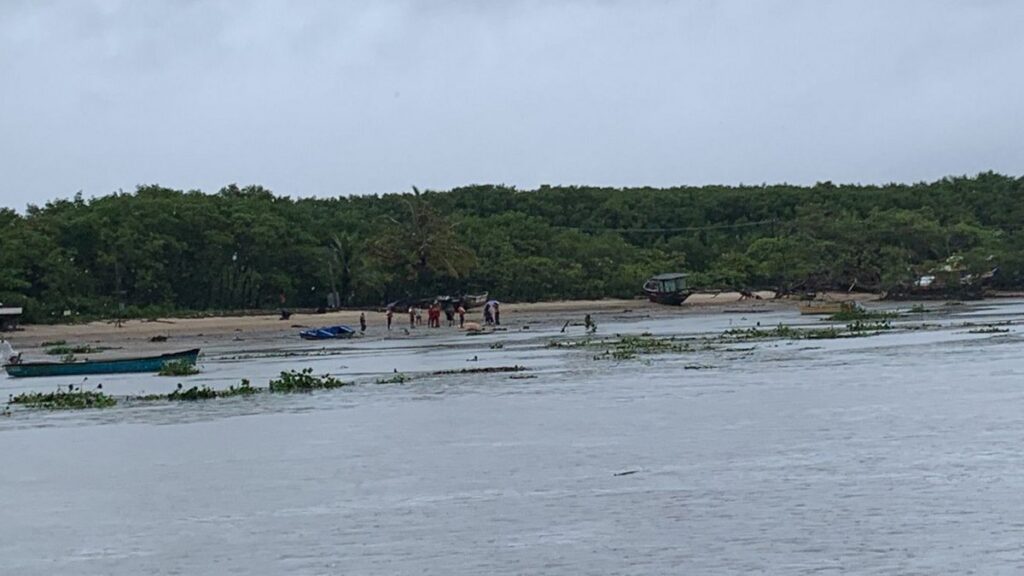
[372,187,476,293]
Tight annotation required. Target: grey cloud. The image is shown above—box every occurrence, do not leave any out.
[1,0,1022,209]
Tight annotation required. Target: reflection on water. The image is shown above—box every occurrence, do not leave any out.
[2,301,1024,574]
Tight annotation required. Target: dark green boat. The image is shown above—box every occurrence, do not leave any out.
[3,348,200,379]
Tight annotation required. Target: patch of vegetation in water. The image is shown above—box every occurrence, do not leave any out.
[827,308,898,322]
[432,366,527,375]
[846,320,893,332]
[158,359,200,376]
[223,379,260,396]
[546,339,596,349]
[9,390,117,410]
[593,335,695,360]
[723,324,862,341]
[131,379,263,402]
[968,326,1010,334]
[376,373,411,384]
[268,368,351,392]
[168,384,219,401]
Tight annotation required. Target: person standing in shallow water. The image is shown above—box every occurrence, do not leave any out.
[493,302,500,326]
[359,312,367,333]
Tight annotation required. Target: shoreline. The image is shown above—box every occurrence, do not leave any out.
[0,289,977,361]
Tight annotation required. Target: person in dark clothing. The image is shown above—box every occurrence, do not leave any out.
[493,302,500,326]
[279,291,290,320]
[359,312,367,333]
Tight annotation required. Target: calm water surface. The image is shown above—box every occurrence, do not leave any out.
[2,303,1024,574]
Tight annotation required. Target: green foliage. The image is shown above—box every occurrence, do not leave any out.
[376,373,411,384]
[3,173,1023,320]
[432,366,527,375]
[9,390,117,410]
[846,320,893,332]
[724,324,843,340]
[157,379,258,401]
[158,359,200,376]
[723,322,893,340]
[593,335,694,360]
[826,308,897,322]
[225,379,260,396]
[268,368,350,392]
[967,325,1010,334]
[167,385,218,400]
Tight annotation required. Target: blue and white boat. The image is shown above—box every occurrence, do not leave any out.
[299,325,356,340]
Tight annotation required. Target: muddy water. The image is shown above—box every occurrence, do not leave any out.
[2,302,1024,574]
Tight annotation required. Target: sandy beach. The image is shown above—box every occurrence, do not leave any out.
[2,291,876,360]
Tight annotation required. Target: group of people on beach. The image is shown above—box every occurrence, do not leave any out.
[381,300,500,332]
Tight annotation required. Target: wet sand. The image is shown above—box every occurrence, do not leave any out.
[3,292,872,361]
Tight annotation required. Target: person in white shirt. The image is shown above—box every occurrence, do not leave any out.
[1,338,18,364]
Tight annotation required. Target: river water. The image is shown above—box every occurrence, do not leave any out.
[2,302,1024,574]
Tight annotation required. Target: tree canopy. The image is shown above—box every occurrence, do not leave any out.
[1,173,1022,322]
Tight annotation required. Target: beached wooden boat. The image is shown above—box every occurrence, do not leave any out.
[387,292,489,313]
[461,293,489,309]
[643,273,690,305]
[3,348,200,378]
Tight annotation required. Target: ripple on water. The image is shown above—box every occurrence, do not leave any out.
[4,302,1024,574]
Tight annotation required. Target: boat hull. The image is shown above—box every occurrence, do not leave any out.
[299,325,355,340]
[645,291,690,306]
[3,349,200,378]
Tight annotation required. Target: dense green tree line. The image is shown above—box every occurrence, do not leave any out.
[1,173,1022,322]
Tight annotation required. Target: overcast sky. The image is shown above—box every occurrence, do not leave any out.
[1,0,1021,209]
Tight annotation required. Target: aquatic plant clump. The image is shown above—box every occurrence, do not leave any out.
[968,326,1010,334]
[268,368,351,392]
[223,379,260,396]
[593,335,695,360]
[9,390,117,410]
[721,323,889,341]
[827,308,898,322]
[546,339,597,349]
[432,366,527,376]
[549,335,700,360]
[158,359,200,376]
[846,320,893,332]
[376,373,411,384]
[133,379,263,402]
[168,385,218,401]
